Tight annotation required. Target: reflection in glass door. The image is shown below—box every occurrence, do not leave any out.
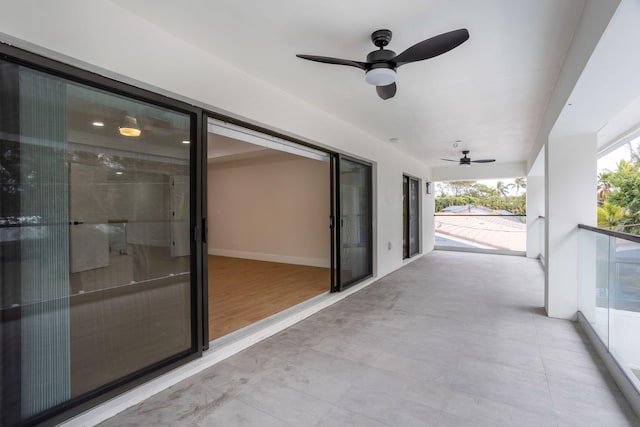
[0,57,199,425]
[334,156,372,291]
[403,175,420,258]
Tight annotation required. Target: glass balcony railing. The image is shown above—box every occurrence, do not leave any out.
[578,224,640,390]
[434,213,526,253]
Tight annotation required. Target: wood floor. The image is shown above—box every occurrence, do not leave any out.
[208,256,330,340]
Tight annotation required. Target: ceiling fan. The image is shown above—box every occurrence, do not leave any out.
[296,28,469,100]
[442,150,495,167]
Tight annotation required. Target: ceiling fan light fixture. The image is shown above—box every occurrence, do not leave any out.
[365,68,396,86]
[442,150,495,165]
[119,115,141,137]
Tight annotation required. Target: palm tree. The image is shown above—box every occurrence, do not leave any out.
[597,180,611,206]
[495,181,514,200]
[514,177,527,196]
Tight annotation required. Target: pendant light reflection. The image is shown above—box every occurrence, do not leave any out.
[119,115,142,137]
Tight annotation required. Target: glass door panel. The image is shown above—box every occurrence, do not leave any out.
[403,176,420,258]
[0,59,197,424]
[409,177,420,256]
[336,156,372,290]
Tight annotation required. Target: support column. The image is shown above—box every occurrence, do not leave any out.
[545,133,597,319]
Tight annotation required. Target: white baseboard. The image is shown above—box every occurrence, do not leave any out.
[208,248,330,268]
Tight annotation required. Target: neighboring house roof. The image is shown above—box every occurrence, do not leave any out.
[435,212,526,252]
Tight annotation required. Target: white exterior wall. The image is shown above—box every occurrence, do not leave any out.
[545,133,597,319]
[526,175,545,259]
[0,0,432,279]
[527,0,622,168]
[423,180,436,254]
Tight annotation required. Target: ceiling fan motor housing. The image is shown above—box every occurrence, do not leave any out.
[460,150,471,166]
[365,49,397,85]
[366,49,397,70]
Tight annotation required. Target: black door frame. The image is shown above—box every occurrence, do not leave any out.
[199,111,209,350]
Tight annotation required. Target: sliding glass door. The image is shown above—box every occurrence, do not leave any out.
[332,155,372,291]
[403,175,420,258]
[0,54,201,425]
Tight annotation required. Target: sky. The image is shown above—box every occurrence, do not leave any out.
[598,136,639,173]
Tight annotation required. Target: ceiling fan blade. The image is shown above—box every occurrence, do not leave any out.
[394,29,469,66]
[471,159,496,163]
[440,158,458,162]
[296,54,367,70]
[376,82,396,100]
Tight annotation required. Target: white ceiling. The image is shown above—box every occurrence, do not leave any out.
[112,0,586,167]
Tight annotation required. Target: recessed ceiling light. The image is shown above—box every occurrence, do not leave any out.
[182,140,190,144]
[115,171,123,175]
[92,121,104,127]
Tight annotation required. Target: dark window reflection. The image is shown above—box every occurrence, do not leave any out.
[339,158,372,286]
[0,61,193,424]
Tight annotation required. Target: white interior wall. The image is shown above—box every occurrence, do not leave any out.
[207,152,331,268]
[0,0,431,279]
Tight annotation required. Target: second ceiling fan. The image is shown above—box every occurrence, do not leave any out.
[296,28,469,100]
[442,150,495,167]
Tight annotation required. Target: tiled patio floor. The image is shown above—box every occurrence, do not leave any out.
[100,251,639,426]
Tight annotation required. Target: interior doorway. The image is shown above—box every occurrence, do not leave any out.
[206,119,331,340]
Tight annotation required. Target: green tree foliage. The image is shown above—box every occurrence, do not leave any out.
[469,183,497,198]
[598,159,640,234]
[435,180,526,215]
[446,181,477,196]
[597,201,627,230]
